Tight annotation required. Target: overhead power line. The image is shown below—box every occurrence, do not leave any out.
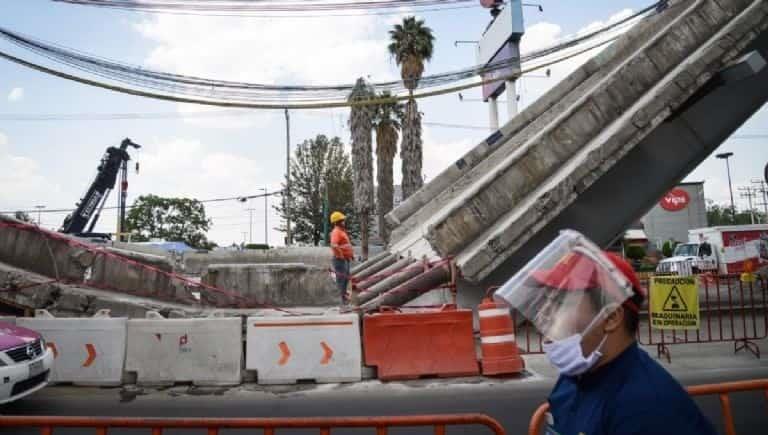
[1,190,282,215]
[52,0,475,16]
[0,2,658,108]
[0,25,523,100]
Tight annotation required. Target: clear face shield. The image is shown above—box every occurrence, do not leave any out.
[494,230,634,342]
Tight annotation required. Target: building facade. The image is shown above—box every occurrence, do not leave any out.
[641,181,708,249]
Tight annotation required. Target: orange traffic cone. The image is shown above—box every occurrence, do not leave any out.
[478,297,525,376]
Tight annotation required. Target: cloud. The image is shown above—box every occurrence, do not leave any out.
[130,137,264,199]
[516,8,639,108]
[0,135,53,206]
[7,87,24,102]
[175,103,277,129]
[124,137,285,245]
[133,14,397,127]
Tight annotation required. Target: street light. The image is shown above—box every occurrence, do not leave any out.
[34,205,45,225]
[716,152,736,223]
[522,3,544,12]
[453,40,479,48]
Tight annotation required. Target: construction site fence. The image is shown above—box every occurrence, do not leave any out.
[528,378,768,435]
[0,413,506,435]
[637,274,767,362]
[509,274,767,359]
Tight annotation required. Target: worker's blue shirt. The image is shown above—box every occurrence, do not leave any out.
[546,342,717,435]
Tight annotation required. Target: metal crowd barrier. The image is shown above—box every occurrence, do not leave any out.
[637,274,767,362]
[0,414,506,435]
[509,275,767,360]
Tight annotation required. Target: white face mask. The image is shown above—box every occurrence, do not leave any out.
[543,333,607,377]
[542,311,610,376]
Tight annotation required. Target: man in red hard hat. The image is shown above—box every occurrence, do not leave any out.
[495,230,716,435]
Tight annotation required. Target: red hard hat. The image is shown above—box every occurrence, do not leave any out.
[603,251,645,312]
[531,251,603,291]
[531,250,645,310]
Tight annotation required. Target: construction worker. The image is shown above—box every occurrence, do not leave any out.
[330,211,354,304]
[495,230,716,435]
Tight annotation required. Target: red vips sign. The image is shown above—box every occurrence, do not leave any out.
[660,188,690,212]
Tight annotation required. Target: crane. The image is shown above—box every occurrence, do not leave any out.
[60,138,141,239]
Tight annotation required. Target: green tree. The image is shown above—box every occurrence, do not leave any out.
[625,245,646,265]
[662,240,678,258]
[389,16,434,200]
[348,78,376,260]
[706,200,767,225]
[373,91,404,245]
[14,211,32,223]
[275,134,358,246]
[125,195,214,249]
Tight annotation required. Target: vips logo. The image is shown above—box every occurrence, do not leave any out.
[660,188,690,212]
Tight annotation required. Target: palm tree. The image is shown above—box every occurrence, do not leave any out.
[388,16,435,94]
[372,92,404,245]
[348,78,376,260]
[388,16,434,200]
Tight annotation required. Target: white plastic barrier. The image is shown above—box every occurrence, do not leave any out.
[126,312,242,386]
[17,309,127,386]
[246,313,361,384]
[0,316,16,324]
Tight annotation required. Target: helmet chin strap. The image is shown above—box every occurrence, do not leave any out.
[577,305,616,358]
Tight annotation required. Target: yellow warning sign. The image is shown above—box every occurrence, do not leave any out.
[650,276,699,330]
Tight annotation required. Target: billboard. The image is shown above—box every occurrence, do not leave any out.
[477,1,524,101]
[659,188,691,212]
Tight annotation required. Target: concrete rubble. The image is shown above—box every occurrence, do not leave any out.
[0,214,346,315]
[202,263,340,307]
[3,1,768,316]
[0,214,200,304]
[184,247,333,275]
[0,261,203,318]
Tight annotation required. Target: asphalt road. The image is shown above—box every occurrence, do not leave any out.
[0,366,766,435]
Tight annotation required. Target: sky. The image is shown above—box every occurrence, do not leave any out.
[0,0,766,247]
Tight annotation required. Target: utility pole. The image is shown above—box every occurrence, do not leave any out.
[34,205,45,225]
[738,186,757,224]
[265,189,269,246]
[246,208,257,243]
[285,108,292,245]
[506,79,518,119]
[751,180,768,223]
[259,187,268,246]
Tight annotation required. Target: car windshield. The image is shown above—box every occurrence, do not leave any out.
[673,243,699,257]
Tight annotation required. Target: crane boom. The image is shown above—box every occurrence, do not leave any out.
[60,138,141,237]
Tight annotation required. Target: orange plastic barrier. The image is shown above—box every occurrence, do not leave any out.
[0,413,505,435]
[527,379,768,435]
[363,306,480,380]
[478,298,525,375]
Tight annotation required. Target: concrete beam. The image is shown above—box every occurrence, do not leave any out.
[359,263,452,312]
[355,259,421,306]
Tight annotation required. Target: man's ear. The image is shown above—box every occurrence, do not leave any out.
[604,306,625,333]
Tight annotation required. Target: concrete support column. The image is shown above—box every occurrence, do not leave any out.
[506,79,518,119]
[488,96,499,131]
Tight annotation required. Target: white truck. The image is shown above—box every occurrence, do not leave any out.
[656,224,768,275]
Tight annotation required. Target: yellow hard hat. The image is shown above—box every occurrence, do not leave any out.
[330,211,346,224]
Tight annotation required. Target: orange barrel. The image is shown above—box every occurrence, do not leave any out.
[478,297,525,376]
